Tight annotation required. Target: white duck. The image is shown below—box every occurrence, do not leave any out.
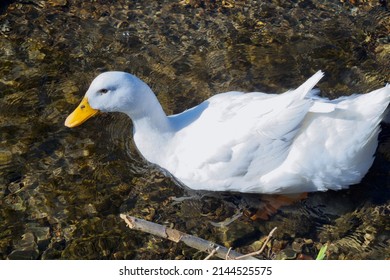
[65,71,390,194]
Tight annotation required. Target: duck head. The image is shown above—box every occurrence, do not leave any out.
[65,71,155,127]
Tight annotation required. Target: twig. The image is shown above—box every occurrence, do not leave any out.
[204,246,220,260]
[225,247,233,260]
[209,211,243,228]
[120,214,258,260]
[234,227,277,260]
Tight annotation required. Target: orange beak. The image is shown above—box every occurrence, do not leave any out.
[64,97,99,128]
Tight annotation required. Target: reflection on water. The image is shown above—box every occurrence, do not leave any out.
[0,0,389,259]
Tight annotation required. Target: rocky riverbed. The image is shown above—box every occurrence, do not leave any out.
[0,0,389,259]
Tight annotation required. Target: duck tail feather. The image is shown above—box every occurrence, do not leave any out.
[295,70,324,99]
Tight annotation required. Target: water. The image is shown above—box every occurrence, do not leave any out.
[0,0,389,260]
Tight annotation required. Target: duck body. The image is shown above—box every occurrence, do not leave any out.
[65,71,390,194]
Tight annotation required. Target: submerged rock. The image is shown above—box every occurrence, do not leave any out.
[0,0,388,260]
[8,232,39,260]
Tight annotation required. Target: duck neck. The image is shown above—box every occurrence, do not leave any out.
[126,89,170,131]
[131,109,171,136]
[126,93,172,164]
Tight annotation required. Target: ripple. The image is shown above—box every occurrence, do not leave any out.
[0,0,389,260]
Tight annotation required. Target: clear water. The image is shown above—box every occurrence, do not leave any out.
[0,0,389,259]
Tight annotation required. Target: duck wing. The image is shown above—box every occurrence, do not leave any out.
[163,72,324,191]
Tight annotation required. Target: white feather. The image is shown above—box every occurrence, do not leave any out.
[78,71,390,194]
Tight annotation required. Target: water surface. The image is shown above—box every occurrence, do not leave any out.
[0,0,389,259]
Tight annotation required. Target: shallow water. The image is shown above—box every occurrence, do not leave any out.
[0,0,389,260]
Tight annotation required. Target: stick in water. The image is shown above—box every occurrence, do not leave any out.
[120,214,260,260]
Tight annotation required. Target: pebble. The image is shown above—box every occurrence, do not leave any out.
[45,0,68,7]
[0,150,12,165]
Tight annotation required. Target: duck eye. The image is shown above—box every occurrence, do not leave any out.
[98,88,109,94]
